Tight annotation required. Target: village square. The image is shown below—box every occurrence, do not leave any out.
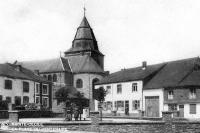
[0,0,200,133]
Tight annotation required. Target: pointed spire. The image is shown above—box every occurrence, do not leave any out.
[79,16,90,28]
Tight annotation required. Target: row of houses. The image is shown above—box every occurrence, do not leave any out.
[0,63,52,109]
[95,57,200,119]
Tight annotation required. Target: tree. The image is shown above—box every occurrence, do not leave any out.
[55,87,70,104]
[93,87,106,102]
[93,87,107,121]
[55,86,89,121]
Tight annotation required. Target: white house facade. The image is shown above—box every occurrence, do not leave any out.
[0,63,52,109]
[95,81,143,116]
[95,62,164,117]
[144,57,200,119]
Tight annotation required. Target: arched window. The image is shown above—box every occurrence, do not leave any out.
[76,79,83,88]
[53,74,57,82]
[92,78,99,90]
[48,75,52,81]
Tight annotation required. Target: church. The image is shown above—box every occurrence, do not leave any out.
[17,14,108,113]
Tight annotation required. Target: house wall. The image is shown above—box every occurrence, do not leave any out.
[0,76,35,104]
[164,88,200,103]
[164,88,200,119]
[73,73,103,110]
[184,103,200,118]
[95,81,143,116]
[143,88,164,117]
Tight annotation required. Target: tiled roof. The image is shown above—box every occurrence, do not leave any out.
[144,57,199,89]
[96,63,165,85]
[179,71,200,87]
[66,55,104,73]
[0,63,49,83]
[0,64,30,80]
[17,57,70,73]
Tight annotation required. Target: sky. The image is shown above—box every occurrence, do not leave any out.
[0,0,200,72]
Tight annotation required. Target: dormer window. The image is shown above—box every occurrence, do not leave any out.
[194,64,200,71]
[168,90,174,99]
[189,88,196,99]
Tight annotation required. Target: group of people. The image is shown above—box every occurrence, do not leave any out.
[65,105,88,121]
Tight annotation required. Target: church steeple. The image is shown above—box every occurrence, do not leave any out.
[65,15,102,55]
[64,12,104,69]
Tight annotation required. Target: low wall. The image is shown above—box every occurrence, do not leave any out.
[19,110,52,118]
[43,121,200,133]
[0,110,9,119]
[0,110,52,119]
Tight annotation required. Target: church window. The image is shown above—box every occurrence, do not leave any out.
[48,75,52,81]
[92,78,99,90]
[53,74,57,82]
[76,79,83,88]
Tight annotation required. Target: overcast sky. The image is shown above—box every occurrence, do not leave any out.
[0,0,200,72]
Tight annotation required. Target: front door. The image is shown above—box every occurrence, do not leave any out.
[125,101,129,115]
[179,105,184,117]
[145,96,159,117]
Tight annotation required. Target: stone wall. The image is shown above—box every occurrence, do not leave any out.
[44,121,200,133]
[43,111,200,133]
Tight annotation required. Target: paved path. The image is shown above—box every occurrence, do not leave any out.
[17,117,149,123]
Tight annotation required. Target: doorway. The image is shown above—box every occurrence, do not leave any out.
[145,96,159,117]
[179,105,184,117]
[125,101,129,115]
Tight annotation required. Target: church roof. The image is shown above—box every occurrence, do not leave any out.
[66,55,104,74]
[17,57,71,73]
[17,56,104,74]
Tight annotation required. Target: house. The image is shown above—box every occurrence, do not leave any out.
[94,62,164,116]
[16,15,108,112]
[143,57,200,118]
[0,63,52,109]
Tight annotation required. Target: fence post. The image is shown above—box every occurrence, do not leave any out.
[8,110,19,122]
[162,111,175,133]
[90,111,100,132]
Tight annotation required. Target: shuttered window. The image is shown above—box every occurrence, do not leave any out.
[190,104,196,114]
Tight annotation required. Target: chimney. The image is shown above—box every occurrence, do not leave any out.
[16,65,22,72]
[34,70,40,75]
[142,61,147,70]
